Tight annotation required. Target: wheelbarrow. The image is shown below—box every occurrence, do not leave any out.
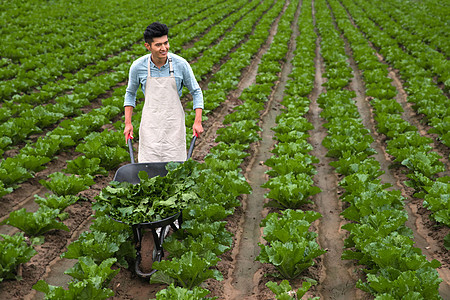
[111,133,197,278]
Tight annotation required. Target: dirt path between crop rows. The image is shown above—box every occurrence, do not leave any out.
[309,10,362,298]
[222,2,299,299]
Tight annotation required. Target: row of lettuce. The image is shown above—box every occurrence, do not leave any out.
[257,0,325,298]
[384,0,449,57]
[346,0,450,149]
[316,0,443,298]
[335,0,450,245]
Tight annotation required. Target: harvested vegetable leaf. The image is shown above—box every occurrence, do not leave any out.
[95,160,200,224]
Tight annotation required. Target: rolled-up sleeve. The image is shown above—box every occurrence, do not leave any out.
[124,61,140,107]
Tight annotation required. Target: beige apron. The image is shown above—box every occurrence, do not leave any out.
[138,54,186,162]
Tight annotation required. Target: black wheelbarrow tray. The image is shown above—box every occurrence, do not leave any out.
[110,134,197,278]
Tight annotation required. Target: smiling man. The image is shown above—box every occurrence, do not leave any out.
[123,22,204,163]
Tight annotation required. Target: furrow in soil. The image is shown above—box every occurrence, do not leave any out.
[224,1,300,299]
[308,35,360,300]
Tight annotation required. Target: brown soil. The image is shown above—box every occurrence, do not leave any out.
[1,1,449,300]
[139,230,156,274]
[309,34,363,300]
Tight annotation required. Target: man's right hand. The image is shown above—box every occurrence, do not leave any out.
[123,124,134,144]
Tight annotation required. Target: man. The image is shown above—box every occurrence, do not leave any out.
[123,22,204,162]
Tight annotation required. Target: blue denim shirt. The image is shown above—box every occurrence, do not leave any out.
[124,53,204,109]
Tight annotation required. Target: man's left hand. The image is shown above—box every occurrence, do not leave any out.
[193,122,204,137]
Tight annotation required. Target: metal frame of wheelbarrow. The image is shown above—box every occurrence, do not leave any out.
[111,134,197,278]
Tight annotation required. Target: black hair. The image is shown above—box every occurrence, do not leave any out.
[144,22,169,44]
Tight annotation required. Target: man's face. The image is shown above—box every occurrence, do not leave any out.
[145,35,170,62]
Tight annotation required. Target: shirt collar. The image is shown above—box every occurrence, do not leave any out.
[149,54,169,69]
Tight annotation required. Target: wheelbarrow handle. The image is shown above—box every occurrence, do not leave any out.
[187,132,198,160]
[127,132,198,163]
[127,134,135,164]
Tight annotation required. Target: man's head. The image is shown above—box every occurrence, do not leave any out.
[144,22,170,63]
[144,22,169,44]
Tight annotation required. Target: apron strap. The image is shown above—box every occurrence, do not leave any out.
[147,54,152,77]
[168,56,174,76]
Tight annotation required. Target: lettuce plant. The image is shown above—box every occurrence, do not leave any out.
[257,210,325,279]
[264,153,319,177]
[33,277,114,299]
[422,180,450,226]
[64,256,119,285]
[0,233,37,282]
[0,182,13,198]
[1,207,69,238]
[150,251,223,289]
[262,173,321,209]
[153,283,215,300]
[257,239,326,279]
[63,156,108,176]
[215,119,261,145]
[62,230,134,268]
[39,172,95,196]
[0,157,33,186]
[34,193,79,212]
[266,280,319,300]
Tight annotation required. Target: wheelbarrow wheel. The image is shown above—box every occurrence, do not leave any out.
[137,225,171,275]
[139,230,156,274]
[119,212,183,278]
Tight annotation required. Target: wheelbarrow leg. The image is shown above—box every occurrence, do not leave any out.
[169,213,183,231]
[152,226,167,261]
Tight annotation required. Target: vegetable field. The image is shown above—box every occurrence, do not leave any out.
[1,0,449,299]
